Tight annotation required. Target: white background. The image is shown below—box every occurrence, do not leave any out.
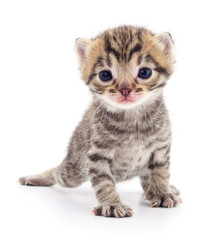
[0,0,211,239]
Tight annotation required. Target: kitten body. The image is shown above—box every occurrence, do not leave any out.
[19,26,181,217]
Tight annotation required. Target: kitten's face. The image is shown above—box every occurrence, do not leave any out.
[76,26,174,109]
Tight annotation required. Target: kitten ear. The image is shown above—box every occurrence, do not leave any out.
[156,32,174,56]
[75,38,91,69]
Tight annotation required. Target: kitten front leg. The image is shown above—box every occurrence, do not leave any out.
[87,152,133,218]
[143,147,181,208]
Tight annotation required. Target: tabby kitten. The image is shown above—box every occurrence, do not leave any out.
[19,26,181,218]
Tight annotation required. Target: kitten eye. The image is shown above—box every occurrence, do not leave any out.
[99,70,112,82]
[138,68,152,79]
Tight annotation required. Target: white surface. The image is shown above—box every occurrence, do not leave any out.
[0,0,211,239]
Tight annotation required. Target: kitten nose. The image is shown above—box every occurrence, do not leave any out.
[119,88,132,97]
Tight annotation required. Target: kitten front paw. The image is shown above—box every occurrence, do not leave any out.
[146,185,182,208]
[93,203,133,218]
[149,194,180,208]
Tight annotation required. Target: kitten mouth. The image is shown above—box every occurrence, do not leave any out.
[118,93,144,104]
[107,92,144,106]
[119,97,134,104]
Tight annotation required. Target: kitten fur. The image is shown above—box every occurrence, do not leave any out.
[19,26,181,218]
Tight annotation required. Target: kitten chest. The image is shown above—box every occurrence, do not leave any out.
[111,141,152,182]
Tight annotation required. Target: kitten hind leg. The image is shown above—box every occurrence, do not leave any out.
[19,168,56,186]
[19,160,88,188]
[54,159,87,188]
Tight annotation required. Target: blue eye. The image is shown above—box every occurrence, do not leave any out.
[99,70,112,82]
[138,68,152,79]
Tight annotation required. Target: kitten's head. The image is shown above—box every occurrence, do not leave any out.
[75,26,175,109]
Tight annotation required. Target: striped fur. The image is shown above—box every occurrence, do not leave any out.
[19,26,181,217]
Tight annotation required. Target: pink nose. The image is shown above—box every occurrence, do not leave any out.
[119,88,132,97]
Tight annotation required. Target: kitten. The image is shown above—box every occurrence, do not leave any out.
[19,26,181,218]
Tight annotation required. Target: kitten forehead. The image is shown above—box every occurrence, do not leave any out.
[99,26,146,63]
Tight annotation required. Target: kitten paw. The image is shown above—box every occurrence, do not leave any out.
[19,176,41,186]
[149,193,182,208]
[93,204,133,218]
[18,172,55,186]
[147,185,182,208]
